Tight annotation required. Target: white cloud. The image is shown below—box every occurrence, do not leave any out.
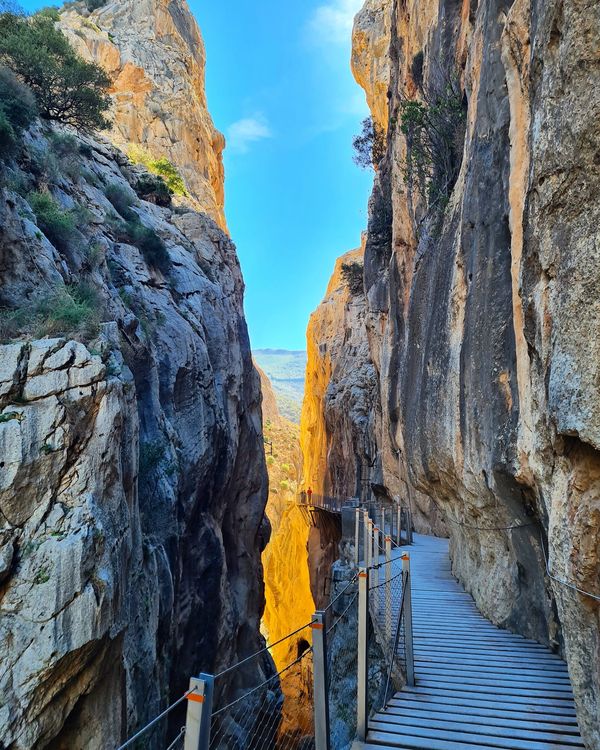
[307,0,365,46]
[227,115,272,154]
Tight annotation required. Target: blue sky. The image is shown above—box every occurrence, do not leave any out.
[21,0,373,350]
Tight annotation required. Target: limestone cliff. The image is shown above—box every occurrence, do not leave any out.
[0,121,268,747]
[343,0,600,745]
[59,0,227,229]
[301,245,379,501]
[257,367,314,738]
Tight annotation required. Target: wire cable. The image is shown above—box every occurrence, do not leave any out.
[214,618,315,680]
[165,726,186,750]
[322,572,359,613]
[326,591,359,635]
[539,530,600,602]
[212,647,313,717]
[117,689,196,750]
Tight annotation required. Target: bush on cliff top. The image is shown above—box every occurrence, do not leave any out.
[0,11,111,131]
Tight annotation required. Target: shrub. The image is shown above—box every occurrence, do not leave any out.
[0,65,37,155]
[85,0,107,10]
[398,75,466,212]
[131,224,171,274]
[341,261,364,296]
[105,183,171,273]
[35,7,60,21]
[352,116,386,171]
[48,131,78,157]
[0,12,111,131]
[105,183,137,222]
[28,190,75,250]
[127,144,187,196]
[135,173,171,207]
[0,282,101,341]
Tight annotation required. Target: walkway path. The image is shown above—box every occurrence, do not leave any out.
[364,534,585,750]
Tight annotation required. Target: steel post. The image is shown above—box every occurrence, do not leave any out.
[357,567,369,741]
[385,535,392,643]
[184,674,213,750]
[402,555,415,686]
[312,612,331,750]
[354,508,360,568]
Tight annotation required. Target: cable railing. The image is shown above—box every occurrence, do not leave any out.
[115,497,414,750]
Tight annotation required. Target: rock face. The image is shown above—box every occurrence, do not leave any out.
[59,0,227,229]
[335,0,600,745]
[351,0,392,131]
[0,124,268,748]
[301,245,380,501]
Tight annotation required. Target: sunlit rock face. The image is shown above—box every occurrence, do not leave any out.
[351,0,392,132]
[258,367,314,737]
[350,0,600,745]
[0,127,268,749]
[301,245,380,501]
[59,0,227,230]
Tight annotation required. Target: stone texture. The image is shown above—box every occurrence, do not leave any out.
[340,0,600,746]
[59,0,227,229]
[0,123,268,748]
[351,0,392,131]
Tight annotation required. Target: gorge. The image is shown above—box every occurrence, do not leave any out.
[0,0,598,749]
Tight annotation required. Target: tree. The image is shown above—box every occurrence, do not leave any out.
[0,64,37,153]
[0,12,111,131]
[352,116,386,170]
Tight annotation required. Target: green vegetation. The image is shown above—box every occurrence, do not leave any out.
[0,411,21,424]
[135,173,172,207]
[0,65,37,154]
[85,0,108,10]
[33,565,51,584]
[105,182,137,222]
[0,282,101,342]
[28,190,75,250]
[341,261,364,296]
[352,116,386,171]
[0,10,111,130]
[105,183,171,273]
[398,76,465,212]
[139,439,165,476]
[128,145,188,196]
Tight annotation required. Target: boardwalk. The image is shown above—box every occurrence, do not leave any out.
[365,534,584,750]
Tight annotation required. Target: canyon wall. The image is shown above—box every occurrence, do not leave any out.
[340,0,600,745]
[300,246,380,501]
[60,0,227,229]
[0,3,269,747]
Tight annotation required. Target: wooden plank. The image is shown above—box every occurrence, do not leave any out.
[416,680,577,700]
[367,724,585,750]
[392,690,578,716]
[416,667,572,686]
[415,672,574,691]
[383,703,581,730]
[369,714,585,745]
[415,654,567,670]
[415,659,571,690]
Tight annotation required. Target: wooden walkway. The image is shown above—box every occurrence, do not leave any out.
[364,534,584,750]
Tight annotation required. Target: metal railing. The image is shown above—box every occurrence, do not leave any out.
[297,492,346,514]
[116,498,414,750]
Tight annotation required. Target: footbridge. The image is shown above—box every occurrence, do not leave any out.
[115,501,585,750]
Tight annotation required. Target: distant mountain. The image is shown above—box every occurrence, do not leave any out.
[253,349,307,423]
